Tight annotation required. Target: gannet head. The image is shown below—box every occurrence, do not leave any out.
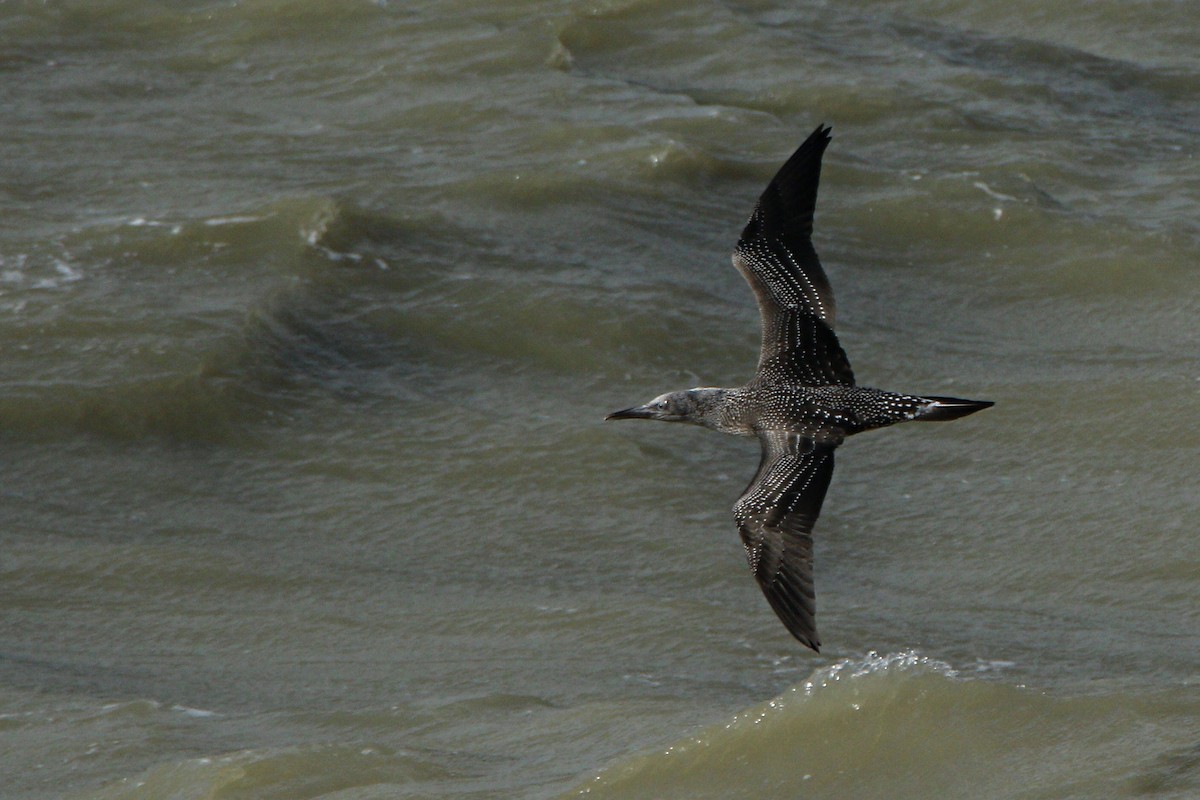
[606,388,726,425]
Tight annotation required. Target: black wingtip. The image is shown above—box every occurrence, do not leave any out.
[791,624,821,652]
[745,122,834,242]
[807,123,832,148]
[787,629,820,652]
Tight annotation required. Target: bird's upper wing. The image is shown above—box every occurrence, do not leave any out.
[734,431,836,651]
[732,125,854,387]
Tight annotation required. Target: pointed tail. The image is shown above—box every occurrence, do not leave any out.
[915,396,994,422]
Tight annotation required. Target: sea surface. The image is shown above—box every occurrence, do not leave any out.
[2,1,1198,798]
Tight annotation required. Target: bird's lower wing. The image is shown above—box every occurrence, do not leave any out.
[734,432,836,651]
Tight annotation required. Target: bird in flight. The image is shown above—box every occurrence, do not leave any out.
[607,125,992,652]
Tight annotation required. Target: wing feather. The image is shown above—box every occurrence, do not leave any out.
[734,432,836,651]
[732,125,854,387]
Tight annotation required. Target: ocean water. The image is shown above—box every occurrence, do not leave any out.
[1,1,1197,798]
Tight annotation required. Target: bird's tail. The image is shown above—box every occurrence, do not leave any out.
[915,396,994,421]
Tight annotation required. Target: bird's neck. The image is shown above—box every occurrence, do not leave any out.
[688,387,753,435]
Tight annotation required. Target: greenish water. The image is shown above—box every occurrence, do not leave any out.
[1,1,1197,798]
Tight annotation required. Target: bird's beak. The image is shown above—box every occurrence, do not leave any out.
[606,405,654,421]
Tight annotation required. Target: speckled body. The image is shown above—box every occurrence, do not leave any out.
[708,382,930,443]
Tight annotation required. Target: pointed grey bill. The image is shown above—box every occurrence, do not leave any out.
[734,431,836,652]
[732,124,855,387]
[606,405,653,420]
